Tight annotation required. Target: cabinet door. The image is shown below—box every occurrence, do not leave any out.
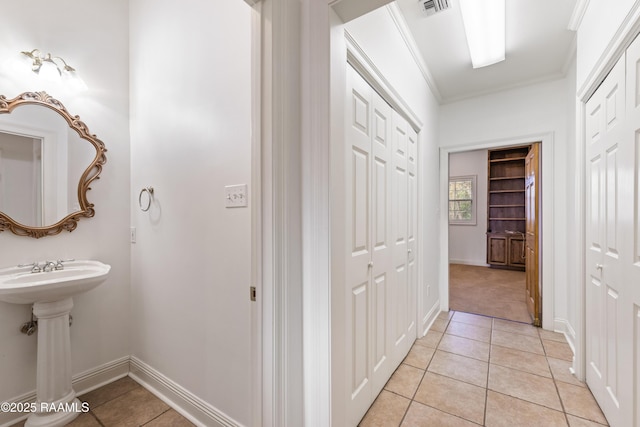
[487,236,507,265]
[508,238,525,267]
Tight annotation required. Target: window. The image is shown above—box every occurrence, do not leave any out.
[449,175,476,225]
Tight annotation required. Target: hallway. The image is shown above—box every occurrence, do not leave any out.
[359,311,607,426]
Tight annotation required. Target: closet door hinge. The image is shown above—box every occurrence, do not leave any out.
[250,286,257,302]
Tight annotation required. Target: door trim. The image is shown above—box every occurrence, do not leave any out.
[439,133,555,331]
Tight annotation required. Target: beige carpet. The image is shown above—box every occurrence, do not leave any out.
[449,264,532,324]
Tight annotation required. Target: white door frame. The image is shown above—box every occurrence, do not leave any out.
[252,1,415,425]
[438,134,555,334]
[249,0,333,425]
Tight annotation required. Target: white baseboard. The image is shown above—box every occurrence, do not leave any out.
[129,356,242,427]
[74,356,130,396]
[421,299,441,336]
[0,356,130,427]
[553,317,577,358]
[449,259,490,267]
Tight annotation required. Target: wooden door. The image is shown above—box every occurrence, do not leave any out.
[585,54,626,426]
[525,143,540,325]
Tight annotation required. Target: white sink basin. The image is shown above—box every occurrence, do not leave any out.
[0,260,110,304]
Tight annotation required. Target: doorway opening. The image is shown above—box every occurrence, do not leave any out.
[447,142,541,325]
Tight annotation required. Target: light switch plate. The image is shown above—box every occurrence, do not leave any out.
[225,184,248,208]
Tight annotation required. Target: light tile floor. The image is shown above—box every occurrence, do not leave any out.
[11,376,194,427]
[10,311,607,427]
[359,311,609,427]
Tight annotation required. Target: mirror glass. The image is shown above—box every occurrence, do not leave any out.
[0,92,106,238]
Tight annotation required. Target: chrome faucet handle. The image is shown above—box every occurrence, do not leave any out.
[42,261,57,272]
[18,262,36,268]
[18,262,42,273]
[54,259,74,270]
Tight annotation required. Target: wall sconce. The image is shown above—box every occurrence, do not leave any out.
[20,49,87,91]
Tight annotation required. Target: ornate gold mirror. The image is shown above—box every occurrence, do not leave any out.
[0,92,106,238]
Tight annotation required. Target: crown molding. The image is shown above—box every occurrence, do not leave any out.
[385,3,443,103]
[568,0,590,31]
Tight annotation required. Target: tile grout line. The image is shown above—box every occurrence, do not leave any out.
[140,408,173,426]
[399,311,485,426]
[483,318,495,426]
[539,327,572,426]
[397,312,452,426]
[89,411,106,427]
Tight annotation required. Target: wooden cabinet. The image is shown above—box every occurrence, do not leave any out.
[486,146,529,270]
[487,233,526,267]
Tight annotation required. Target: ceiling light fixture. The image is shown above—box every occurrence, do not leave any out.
[458,0,505,69]
[20,49,87,90]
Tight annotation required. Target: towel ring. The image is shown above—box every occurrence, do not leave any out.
[139,187,154,212]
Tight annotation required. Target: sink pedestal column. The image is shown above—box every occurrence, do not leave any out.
[26,298,82,427]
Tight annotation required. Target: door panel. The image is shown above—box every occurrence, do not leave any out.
[351,281,369,397]
[627,35,640,427]
[407,128,418,348]
[488,237,507,264]
[525,143,540,325]
[345,65,374,422]
[345,65,402,424]
[370,88,394,394]
[586,53,627,427]
[391,111,409,363]
[509,238,525,266]
[352,148,369,255]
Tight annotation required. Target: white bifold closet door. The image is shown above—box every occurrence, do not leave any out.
[345,64,418,425]
[584,34,640,427]
[391,110,418,364]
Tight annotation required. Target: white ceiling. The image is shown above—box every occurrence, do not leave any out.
[394,0,578,103]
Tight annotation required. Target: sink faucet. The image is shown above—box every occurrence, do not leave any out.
[18,259,73,273]
[42,261,57,272]
[18,262,42,273]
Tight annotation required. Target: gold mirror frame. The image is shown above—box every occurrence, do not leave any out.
[0,91,107,238]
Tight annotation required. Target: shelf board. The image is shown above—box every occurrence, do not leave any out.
[490,176,525,181]
[489,218,526,221]
[489,157,527,163]
[489,204,525,208]
[489,190,525,193]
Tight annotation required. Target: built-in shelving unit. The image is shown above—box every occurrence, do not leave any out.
[486,146,530,270]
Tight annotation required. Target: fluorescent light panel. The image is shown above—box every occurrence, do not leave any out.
[459,0,505,68]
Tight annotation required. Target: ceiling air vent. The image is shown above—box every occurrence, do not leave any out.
[420,0,451,16]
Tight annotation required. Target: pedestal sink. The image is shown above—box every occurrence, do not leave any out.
[0,260,111,427]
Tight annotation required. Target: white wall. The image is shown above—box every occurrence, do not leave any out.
[440,77,572,332]
[448,149,488,266]
[129,1,252,425]
[577,0,637,90]
[0,0,131,419]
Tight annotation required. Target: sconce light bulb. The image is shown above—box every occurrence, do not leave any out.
[38,59,62,83]
[62,68,88,91]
